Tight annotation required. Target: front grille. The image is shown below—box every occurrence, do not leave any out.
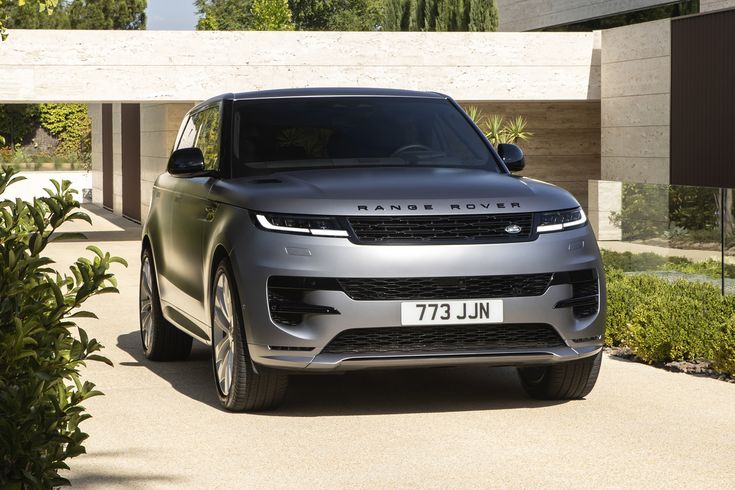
[347,213,534,243]
[322,323,566,354]
[338,274,553,301]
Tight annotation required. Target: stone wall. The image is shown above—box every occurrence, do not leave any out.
[601,18,671,185]
[700,0,735,11]
[112,103,123,213]
[89,103,103,207]
[496,0,674,31]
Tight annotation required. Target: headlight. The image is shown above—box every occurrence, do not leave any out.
[537,207,586,233]
[254,213,349,237]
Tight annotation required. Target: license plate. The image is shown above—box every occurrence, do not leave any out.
[400,299,503,326]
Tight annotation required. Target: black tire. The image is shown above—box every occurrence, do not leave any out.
[139,248,193,361]
[211,259,288,412]
[517,351,602,400]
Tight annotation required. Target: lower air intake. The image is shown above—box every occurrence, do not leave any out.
[322,323,565,354]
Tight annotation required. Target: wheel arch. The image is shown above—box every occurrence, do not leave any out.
[207,244,231,315]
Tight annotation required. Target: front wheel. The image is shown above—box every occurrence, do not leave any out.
[517,351,602,400]
[211,259,288,411]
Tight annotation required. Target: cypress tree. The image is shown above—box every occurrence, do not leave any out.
[411,0,426,31]
[385,0,498,32]
[383,0,411,31]
[468,0,498,31]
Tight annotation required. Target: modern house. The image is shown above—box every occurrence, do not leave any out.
[1,0,733,240]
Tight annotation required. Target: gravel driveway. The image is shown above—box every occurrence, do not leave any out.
[50,207,735,489]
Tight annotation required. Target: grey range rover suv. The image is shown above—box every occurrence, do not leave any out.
[140,88,605,411]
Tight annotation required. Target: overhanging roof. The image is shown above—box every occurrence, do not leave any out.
[0,30,600,103]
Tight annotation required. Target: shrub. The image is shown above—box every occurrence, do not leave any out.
[712,319,735,376]
[0,166,126,487]
[605,267,735,372]
[38,104,92,169]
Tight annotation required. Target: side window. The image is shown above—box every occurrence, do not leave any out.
[193,106,221,171]
[177,116,197,150]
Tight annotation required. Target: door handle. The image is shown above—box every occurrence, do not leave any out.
[173,195,182,203]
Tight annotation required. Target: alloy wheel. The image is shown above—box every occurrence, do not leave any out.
[213,272,236,396]
[140,256,154,350]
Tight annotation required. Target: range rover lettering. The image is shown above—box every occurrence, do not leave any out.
[140,88,606,411]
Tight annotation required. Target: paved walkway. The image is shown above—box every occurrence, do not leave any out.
[48,206,735,489]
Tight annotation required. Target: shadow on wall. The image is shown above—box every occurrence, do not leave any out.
[116,331,569,417]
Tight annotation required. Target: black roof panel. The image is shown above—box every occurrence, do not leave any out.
[232,87,447,100]
[189,88,448,114]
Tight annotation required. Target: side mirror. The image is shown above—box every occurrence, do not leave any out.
[168,147,205,176]
[497,143,525,172]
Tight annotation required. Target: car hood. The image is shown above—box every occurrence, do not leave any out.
[209,167,580,216]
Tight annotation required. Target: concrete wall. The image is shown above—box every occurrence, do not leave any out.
[89,103,103,207]
[140,103,194,222]
[0,30,600,103]
[112,103,123,213]
[497,0,674,31]
[462,101,600,210]
[700,0,735,11]
[601,18,671,185]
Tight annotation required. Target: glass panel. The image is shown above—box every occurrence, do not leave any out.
[593,180,723,292]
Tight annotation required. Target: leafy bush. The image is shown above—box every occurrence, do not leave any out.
[712,319,735,375]
[0,166,126,487]
[605,266,735,375]
[39,104,92,168]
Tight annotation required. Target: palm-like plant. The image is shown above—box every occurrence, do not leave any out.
[504,115,532,144]
[463,106,533,146]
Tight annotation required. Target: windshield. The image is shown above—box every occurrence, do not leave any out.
[231,97,499,175]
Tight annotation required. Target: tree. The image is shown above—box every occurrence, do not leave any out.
[468,0,498,31]
[0,0,65,33]
[288,0,331,30]
[1,0,146,31]
[251,0,293,30]
[195,0,255,30]
[382,0,410,31]
[289,0,382,31]
[385,0,498,32]
[67,0,146,30]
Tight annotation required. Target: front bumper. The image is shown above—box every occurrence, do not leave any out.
[228,219,606,372]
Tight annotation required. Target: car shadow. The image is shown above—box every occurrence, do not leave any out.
[116,331,223,410]
[117,331,570,417]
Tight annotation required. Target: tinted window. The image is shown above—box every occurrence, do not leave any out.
[193,106,220,171]
[177,105,221,171]
[232,97,496,175]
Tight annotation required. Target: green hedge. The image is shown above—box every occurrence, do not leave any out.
[604,266,735,376]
